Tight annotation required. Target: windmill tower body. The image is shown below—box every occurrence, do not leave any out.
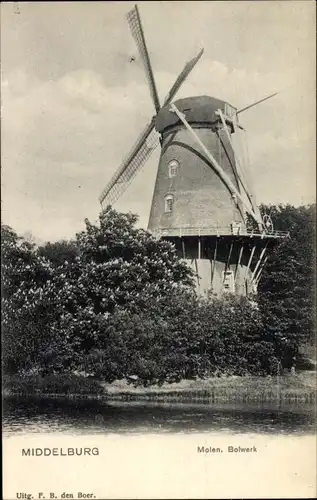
[99,5,289,296]
[148,96,273,296]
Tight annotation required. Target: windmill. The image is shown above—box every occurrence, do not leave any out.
[99,4,289,296]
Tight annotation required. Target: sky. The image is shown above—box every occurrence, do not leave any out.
[1,1,316,243]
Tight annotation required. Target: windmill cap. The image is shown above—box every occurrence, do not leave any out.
[155,95,236,133]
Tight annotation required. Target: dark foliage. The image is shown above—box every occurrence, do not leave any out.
[1,204,315,385]
[257,204,316,368]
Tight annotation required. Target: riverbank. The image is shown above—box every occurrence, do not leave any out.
[103,371,316,403]
[2,373,104,397]
[3,371,316,403]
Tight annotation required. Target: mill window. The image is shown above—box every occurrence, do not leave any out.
[164,194,174,213]
[222,270,235,293]
[168,159,179,178]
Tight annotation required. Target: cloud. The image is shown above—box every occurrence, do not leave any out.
[2,66,158,241]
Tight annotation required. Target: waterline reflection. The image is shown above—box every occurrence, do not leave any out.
[3,396,315,436]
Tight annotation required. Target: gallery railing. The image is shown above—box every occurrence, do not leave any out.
[152,226,290,239]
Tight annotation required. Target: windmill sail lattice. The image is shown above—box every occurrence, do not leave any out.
[126,5,161,113]
[162,48,204,106]
[100,6,204,207]
[99,49,204,206]
[99,120,159,206]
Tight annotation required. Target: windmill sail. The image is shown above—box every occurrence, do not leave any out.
[99,49,204,207]
[99,119,160,206]
[162,48,204,106]
[216,108,262,227]
[126,5,161,113]
[100,6,204,208]
[231,122,264,227]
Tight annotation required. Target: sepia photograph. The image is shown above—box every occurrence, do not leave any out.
[2,1,316,498]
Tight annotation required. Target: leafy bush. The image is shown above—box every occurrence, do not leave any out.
[2,203,315,386]
[80,292,279,386]
[1,208,194,376]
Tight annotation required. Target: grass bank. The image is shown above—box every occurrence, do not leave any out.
[3,371,316,403]
[103,371,316,403]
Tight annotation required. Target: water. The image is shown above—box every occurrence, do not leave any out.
[3,395,316,436]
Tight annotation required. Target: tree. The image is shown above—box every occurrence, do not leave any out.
[257,204,316,368]
[3,208,195,375]
[38,240,79,268]
[1,225,55,373]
